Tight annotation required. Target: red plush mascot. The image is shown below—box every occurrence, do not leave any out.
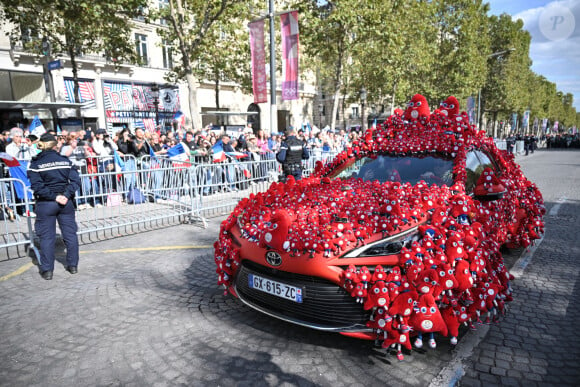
[404,94,430,121]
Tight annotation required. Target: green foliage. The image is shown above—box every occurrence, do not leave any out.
[1,0,146,103]
[151,0,247,80]
[428,0,490,104]
[150,0,250,126]
[1,0,145,63]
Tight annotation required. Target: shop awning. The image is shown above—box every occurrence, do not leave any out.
[201,111,258,115]
[0,101,83,110]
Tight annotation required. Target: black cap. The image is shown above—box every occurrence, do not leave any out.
[96,128,107,135]
[40,133,57,142]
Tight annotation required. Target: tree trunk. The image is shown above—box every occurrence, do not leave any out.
[67,42,82,119]
[215,77,220,110]
[330,46,343,131]
[215,76,221,126]
[390,82,398,115]
[186,73,201,130]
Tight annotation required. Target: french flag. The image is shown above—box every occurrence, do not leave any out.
[174,110,185,130]
[226,151,248,160]
[212,141,227,163]
[0,154,32,200]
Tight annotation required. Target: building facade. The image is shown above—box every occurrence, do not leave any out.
[0,5,323,136]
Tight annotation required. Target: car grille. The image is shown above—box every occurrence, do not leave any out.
[235,260,372,331]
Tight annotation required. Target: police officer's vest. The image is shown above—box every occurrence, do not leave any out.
[285,136,304,165]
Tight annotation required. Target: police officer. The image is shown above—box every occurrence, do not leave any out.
[27,133,81,280]
[276,128,309,181]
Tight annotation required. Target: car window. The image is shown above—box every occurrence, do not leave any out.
[335,155,454,185]
[464,151,485,193]
[475,150,500,174]
[475,151,495,170]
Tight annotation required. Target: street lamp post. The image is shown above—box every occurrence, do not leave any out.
[151,83,160,130]
[318,102,324,128]
[360,87,367,131]
[478,48,515,135]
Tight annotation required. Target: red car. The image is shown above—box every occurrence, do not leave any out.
[214,95,544,360]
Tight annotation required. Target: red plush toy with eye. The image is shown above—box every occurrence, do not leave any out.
[474,167,505,196]
[259,209,292,252]
[364,280,390,310]
[439,96,460,117]
[409,293,448,349]
[404,94,430,122]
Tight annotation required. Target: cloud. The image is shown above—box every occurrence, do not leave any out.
[514,0,580,109]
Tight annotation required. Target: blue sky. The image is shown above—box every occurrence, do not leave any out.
[486,0,580,110]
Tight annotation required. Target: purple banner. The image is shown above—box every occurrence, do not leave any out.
[280,11,299,101]
[249,20,267,104]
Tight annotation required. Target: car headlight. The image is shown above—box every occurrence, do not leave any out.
[343,226,420,258]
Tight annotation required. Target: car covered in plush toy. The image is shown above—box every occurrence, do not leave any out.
[214,94,544,360]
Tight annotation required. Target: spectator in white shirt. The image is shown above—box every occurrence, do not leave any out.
[6,127,36,160]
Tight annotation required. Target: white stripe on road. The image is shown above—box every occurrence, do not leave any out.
[548,196,567,216]
[428,326,490,387]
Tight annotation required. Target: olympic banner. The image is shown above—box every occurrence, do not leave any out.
[249,20,267,104]
[522,110,530,129]
[280,11,299,101]
[542,118,548,133]
[466,96,476,125]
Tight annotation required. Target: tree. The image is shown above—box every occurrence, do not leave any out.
[293,0,363,131]
[429,0,490,105]
[481,14,530,135]
[351,0,436,113]
[151,0,245,130]
[0,0,146,106]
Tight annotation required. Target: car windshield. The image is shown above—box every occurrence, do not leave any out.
[335,155,454,185]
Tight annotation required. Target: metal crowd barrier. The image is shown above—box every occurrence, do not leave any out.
[1,150,343,258]
[74,154,204,243]
[0,178,39,262]
[191,156,280,220]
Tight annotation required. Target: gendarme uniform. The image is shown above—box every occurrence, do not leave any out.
[28,142,81,275]
[277,133,309,180]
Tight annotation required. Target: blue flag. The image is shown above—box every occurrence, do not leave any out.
[9,160,33,200]
[113,149,125,169]
[29,115,46,137]
[148,142,158,162]
[166,143,185,158]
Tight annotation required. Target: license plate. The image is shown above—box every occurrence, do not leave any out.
[248,274,303,303]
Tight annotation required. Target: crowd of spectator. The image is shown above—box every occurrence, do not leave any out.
[0,123,362,213]
[545,134,580,149]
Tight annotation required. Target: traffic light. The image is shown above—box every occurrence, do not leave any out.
[41,37,51,56]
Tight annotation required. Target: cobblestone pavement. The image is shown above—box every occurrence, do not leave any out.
[0,149,578,386]
[460,149,580,386]
[0,217,463,387]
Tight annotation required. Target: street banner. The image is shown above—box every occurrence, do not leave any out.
[511,113,518,132]
[522,110,530,129]
[533,117,539,132]
[542,118,548,133]
[64,78,96,109]
[466,96,476,125]
[553,121,559,132]
[248,20,267,104]
[280,11,299,101]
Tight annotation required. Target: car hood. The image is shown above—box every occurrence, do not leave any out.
[219,175,467,278]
